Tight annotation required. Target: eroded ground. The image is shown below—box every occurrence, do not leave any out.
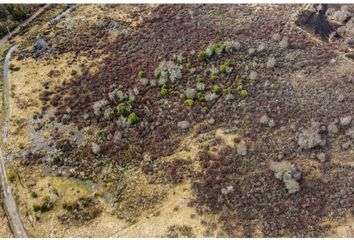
[1,4,354,237]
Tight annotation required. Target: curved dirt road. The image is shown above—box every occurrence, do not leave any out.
[0,45,27,238]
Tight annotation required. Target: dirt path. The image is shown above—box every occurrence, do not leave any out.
[2,45,16,143]
[0,148,27,237]
[0,45,27,237]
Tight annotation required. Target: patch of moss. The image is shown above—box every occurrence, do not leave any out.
[117,102,128,116]
[198,51,207,61]
[197,92,205,102]
[7,170,15,183]
[211,85,222,94]
[223,87,232,95]
[184,99,194,107]
[210,74,218,82]
[30,191,38,198]
[160,85,168,96]
[240,89,249,97]
[128,112,139,125]
[137,70,146,78]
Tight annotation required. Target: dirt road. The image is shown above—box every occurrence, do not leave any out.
[0,45,27,237]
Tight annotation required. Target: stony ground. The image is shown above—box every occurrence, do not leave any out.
[1,4,354,237]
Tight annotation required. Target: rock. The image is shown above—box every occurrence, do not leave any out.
[113,131,122,142]
[33,38,50,51]
[328,122,339,135]
[259,114,269,125]
[208,118,215,125]
[19,51,30,60]
[185,88,197,99]
[177,121,190,130]
[337,94,345,102]
[333,10,353,23]
[268,119,276,128]
[91,142,101,155]
[345,127,354,139]
[316,152,327,162]
[269,161,301,194]
[319,125,327,134]
[341,142,351,150]
[298,128,324,149]
[225,94,235,101]
[237,143,247,156]
[221,185,234,195]
[340,116,352,126]
[283,178,301,194]
[26,180,37,187]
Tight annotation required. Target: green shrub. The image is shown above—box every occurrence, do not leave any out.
[223,87,232,95]
[117,102,128,116]
[240,89,249,97]
[106,110,115,120]
[137,70,146,78]
[95,129,104,138]
[210,74,218,82]
[186,62,192,69]
[184,99,194,107]
[198,51,207,61]
[30,191,38,198]
[197,93,205,102]
[33,204,41,212]
[33,196,54,213]
[196,77,204,83]
[128,112,139,124]
[8,170,15,183]
[160,85,168,96]
[155,69,161,78]
[219,64,227,73]
[211,85,222,94]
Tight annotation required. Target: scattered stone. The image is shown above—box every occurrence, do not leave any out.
[298,128,325,150]
[177,121,190,130]
[91,142,101,155]
[340,116,352,126]
[328,122,339,135]
[316,152,327,163]
[225,94,235,101]
[268,119,276,128]
[185,88,197,99]
[33,38,50,52]
[208,118,215,125]
[345,127,354,139]
[221,185,234,195]
[237,143,247,156]
[269,161,301,194]
[259,114,269,125]
[337,94,345,102]
[341,142,351,150]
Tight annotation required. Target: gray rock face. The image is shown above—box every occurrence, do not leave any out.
[177,121,190,130]
[259,115,269,125]
[316,152,327,162]
[298,128,325,150]
[341,142,351,150]
[237,143,247,156]
[333,10,353,23]
[345,127,354,139]
[33,38,50,51]
[340,116,352,126]
[327,122,339,135]
[269,161,301,194]
[185,88,197,99]
[91,142,101,155]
